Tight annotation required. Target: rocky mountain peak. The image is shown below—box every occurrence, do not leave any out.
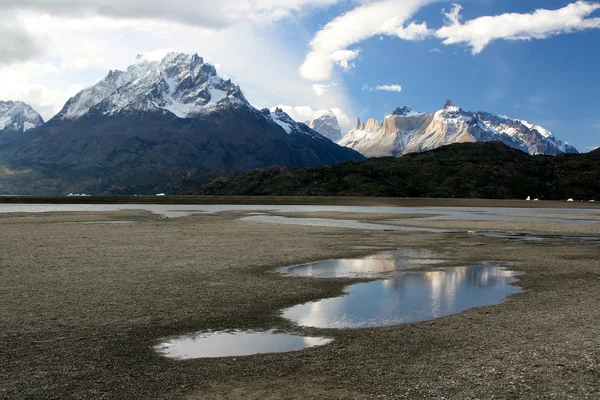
[444,100,455,109]
[356,117,365,130]
[56,52,248,121]
[439,100,463,119]
[391,106,413,116]
[365,118,382,132]
[0,100,44,134]
[308,111,342,142]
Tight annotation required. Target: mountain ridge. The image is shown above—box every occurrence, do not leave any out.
[339,101,577,157]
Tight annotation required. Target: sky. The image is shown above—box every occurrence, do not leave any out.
[1,0,599,152]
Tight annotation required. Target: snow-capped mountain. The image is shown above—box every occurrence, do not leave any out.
[0,101,44,134]
[0,53,362,195]
[269,108,327,140]
[307,111,342,142]
[339,101,577,157]
[56,53,247,120]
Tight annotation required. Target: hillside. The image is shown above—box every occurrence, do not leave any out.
[194,142,600,200]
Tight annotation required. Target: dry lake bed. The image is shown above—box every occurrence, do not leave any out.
[0,199,599,399]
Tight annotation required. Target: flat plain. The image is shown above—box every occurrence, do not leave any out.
[0,199,599,399]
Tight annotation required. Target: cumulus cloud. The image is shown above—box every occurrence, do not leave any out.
[300,0,435,81]
[363,84,403,92]
[3,0,342,29]
[272,105,353,132]
[436,1,600,54]
[0,60,84,119]
[330,49,361,69]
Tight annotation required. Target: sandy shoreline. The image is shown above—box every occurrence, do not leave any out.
[1,195,600,209]
[1,208,598,399]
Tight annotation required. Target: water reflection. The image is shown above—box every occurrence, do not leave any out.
[154,330,332,359]
[282,265,521,329]
[279,250,448,278]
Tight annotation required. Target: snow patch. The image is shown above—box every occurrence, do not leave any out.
[272,114,293,134]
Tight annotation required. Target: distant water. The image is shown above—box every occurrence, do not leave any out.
[0,203,598,224]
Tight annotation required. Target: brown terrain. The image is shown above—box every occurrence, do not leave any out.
[0,200,598,399]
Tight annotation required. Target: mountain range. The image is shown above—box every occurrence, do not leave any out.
[337,101,577,157]
[0,52,585,196]
[0,53,362,195]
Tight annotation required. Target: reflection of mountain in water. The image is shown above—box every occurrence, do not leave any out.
[283,265,521,328]
[280,250,447,278]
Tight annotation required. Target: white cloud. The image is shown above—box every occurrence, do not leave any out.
[436,1,600,54]
[0,13,43,65]
[429,47,443,53]
[593,123,600,129]
[363,84,403,92]
[2,0,342,30]
[396,21,432,40]
[312,83,337,97]
[300,0,435,81]
[0,61,83,119]
[272,105,353,132]
[330,49,360,69]
[0,80,83,121]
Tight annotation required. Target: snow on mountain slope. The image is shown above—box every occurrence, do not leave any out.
[56,53,247,121]
[268,108,327,139]
[308,110,342,142]
[0,101,44,133]
[339,101,577,157]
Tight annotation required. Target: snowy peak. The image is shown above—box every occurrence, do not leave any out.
[57,52,248,121]
[268,108,326,139]
[0,100,44,133]
[437,100,465,120]
[308,111,342,142]
[390,106,420,117]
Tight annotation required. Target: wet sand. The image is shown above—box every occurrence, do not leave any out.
[1,206,599,399]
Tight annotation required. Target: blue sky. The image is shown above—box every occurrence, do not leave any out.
[0,0,599,151]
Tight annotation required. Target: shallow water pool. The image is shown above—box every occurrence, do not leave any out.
[154,330,332,359]
[282,263,521,329]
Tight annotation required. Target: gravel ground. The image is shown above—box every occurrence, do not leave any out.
[1,207,599,399]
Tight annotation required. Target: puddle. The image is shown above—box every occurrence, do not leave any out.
[282,264,521,329]
[279,250,448,278]
[154,330,332,359]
